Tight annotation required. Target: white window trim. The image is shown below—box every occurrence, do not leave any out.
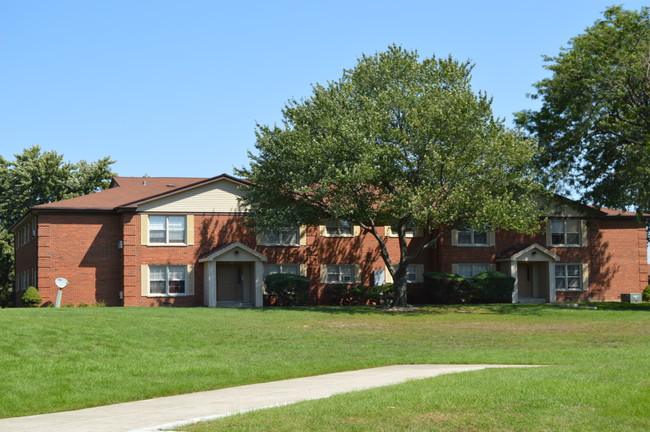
[264,263,303,277]
[546,219,587,247]
[553,263,589,292]
[257,226,306,246]
[319,220,359,237]
[141,264,194,297]
[384,264,424,284]
[452,228,494,247]
[384,224,422,238]
[320,264,361,284]
[141,215,194,246]
[452,263,494,278]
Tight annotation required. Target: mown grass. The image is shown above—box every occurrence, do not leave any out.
[1,304,649,430]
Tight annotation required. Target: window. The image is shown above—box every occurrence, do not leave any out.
[325,220,353,236]
[149,216,186,244]
[261,227,300,246]
[456,264,489,278]
[325,265,356,284]
[264,264,300,277]
[457,228,488,246]
[405,265,418,283]
[550,220,581,246]
[148,265,187,296]
[555,264,584,291]
[388,222,416,237]
[385,264,424,284]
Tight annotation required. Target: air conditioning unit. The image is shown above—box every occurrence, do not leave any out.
[621,293,642,303]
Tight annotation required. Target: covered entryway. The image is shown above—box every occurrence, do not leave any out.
[496,243,560,303]
[199,242,266,307]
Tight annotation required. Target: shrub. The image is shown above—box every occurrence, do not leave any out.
[424,272,474,304]
[21,286,42,307]
[265,273,311,306]
[643,285,650,302]
[328,284,394,306]
[471,271,515,303]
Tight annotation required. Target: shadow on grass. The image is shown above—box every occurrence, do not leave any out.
[210,302,650,316]
[240,303,567,316]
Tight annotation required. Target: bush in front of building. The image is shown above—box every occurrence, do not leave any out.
[471,271,515,303]
[643,285,650,302]
[265,273,311,306]
[328,284,394,306]
[424,272,475,304]
[424,271,514,304]
[21,286,42,307]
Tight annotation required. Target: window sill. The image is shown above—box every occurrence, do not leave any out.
[146,293,190,298]
[549,244,583,248]
[146,243,189,247]
[555,289,586,292]
[455,244,491,247]
[321,234,354,238]
[258,243,302,247]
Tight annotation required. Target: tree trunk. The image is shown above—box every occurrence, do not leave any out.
[392,272,408,308]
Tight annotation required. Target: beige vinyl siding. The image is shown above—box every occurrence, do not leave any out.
[138,179,245,213]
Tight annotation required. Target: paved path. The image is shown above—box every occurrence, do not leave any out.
[0,364,540,432]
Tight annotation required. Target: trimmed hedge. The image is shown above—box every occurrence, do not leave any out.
[328,284,394,306]
[424,272,474,304]
[21,286,42,307]
[424,271,514,304]
[471,271,515,303]
[265,273,311,306]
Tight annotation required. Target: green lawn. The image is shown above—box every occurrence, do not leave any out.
[1,304,649,430]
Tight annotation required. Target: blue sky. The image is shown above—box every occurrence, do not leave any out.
[1,0,647,179]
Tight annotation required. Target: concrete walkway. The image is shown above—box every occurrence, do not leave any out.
[0,364,539,432]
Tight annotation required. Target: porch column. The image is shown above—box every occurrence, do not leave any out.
[254,261,264,307]
[510,261,518,303]
[207,261,217,308]
[548,262,556,303]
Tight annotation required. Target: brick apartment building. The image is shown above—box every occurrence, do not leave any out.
[12,174,648,306]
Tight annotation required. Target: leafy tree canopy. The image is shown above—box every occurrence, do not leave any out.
[238,45,544,307]
[0,146,115,304]
[516,6,650,213]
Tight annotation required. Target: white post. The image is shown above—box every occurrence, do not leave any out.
[55,289,63,308]
[510,261,518,304]
[208,261,217,307]
[254,261,264,307]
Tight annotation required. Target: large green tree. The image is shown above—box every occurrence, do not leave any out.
[0,146,115,306]
[516,6,650,212]
[238,46,543,307]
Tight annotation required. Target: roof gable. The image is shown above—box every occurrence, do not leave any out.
[133,175,249,213]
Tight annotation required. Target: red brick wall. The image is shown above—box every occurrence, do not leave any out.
[124,215,428,306]
[437,219,647,302]
[36,213,123,306]
[22,210,647,306]
[14,217,39,305]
